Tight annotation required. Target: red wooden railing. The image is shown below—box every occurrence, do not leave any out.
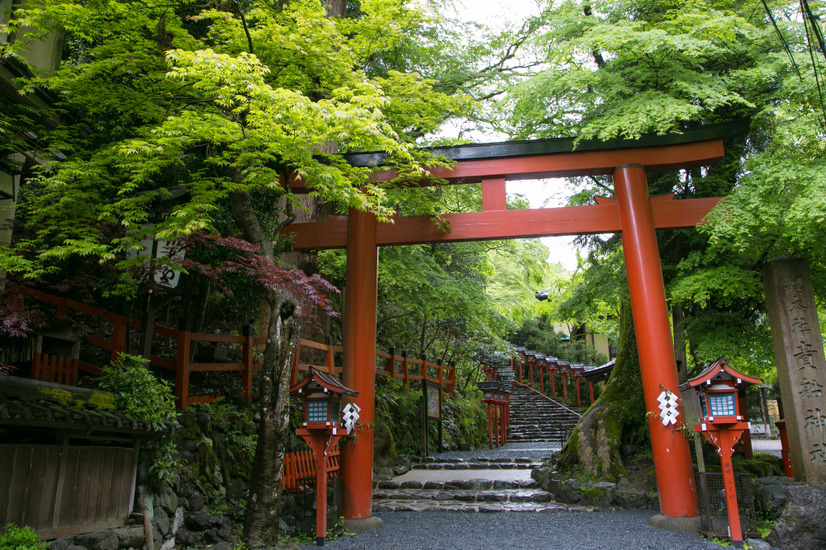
[31,353,79,386]
[281,446,340,492]
[11,287,456,407]
[290,342,456,395]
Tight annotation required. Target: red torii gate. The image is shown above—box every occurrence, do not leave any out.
[286,122,743,528]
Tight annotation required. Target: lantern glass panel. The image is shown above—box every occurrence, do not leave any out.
[331,400,340,423]
[307,399,329,423]
[708,392,736,416]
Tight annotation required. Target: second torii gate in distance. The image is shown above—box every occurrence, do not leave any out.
[286,122,746,530]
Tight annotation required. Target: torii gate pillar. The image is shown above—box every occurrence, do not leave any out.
[614,164,699,518]
[340,207,380,525]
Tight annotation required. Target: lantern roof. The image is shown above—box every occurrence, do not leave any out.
[678,357,760,391]
[289,368,358,398]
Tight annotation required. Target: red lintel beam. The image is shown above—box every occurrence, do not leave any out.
[421,140,724,184]
[285,196,722,251]
[288,139,726,192]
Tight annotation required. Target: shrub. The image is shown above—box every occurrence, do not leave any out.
[98,353,177,429]
[98,353,180,488]
[0,523,49,550]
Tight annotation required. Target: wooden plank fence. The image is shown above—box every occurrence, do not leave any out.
[0,443,138,540]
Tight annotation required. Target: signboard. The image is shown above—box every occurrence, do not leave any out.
[421,380,443,456]
[425,381,442,420]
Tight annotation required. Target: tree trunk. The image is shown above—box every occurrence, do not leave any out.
[229,188,302,547]
[555,300,647,480]
[672,304,688,384]
[242,293,301,548]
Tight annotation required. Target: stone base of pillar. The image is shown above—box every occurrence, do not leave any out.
[648,514,702,533]
[343,516,384,534]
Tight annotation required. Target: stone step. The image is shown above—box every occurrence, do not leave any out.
[372,499,572,513]
[376,479,539,491]
[415,456,537,464]
[373,488,551,503]
[508,435,566,443]
[410,461,541,471]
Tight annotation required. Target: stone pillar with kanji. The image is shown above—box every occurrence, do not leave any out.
[763,257,826,482]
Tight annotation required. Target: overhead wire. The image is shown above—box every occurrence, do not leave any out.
[799,0,826,131]
[761,0,826,132]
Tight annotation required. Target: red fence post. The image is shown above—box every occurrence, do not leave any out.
[176,330,192,409]
[402,351,409,390]
[384,347,395,379]
[290,340,302,387]
[242,324,254,401]
[111,318,127,362]
[325,338,336,375]
[575,375,582,408]
[539,364,545,394]
[562,373,568,404]
[529,360,534,388]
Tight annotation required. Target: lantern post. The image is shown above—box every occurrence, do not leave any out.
[479,381,496,448]
[679,357,760,548]
[534,355,544,394]
[525,350,536,389]
[549,359,558,399]
[559,361,570,405]
[573,365,583,408]
[290,369,359,546]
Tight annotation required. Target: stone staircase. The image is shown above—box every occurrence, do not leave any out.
[508,382,581,443]
[373,456,566,512]
[371,382,585,513]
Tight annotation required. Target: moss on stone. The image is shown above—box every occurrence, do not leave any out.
[38,387,73,404]
[86,392,115,410]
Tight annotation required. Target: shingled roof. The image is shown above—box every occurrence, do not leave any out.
[0,376,173,437]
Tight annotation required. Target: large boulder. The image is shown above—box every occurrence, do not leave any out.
[753,476,798,518]
[72,530,119,550]
[766,483,826,550]
[111,526,145,548]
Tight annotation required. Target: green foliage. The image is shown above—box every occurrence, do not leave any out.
[98,353,179,488]
[372,378,487,456]
[0,523,48,550]
[326,516,352,542]
[441,384,488,450]
[191,398,257,464]
[0,0,473,295]
[98,353,177,429]
[502,0,826,376]
[509,0,777,140]
[374,381,423,456]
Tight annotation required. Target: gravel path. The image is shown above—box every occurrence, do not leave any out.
[302,509,723,549]
[299,443,728,549]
